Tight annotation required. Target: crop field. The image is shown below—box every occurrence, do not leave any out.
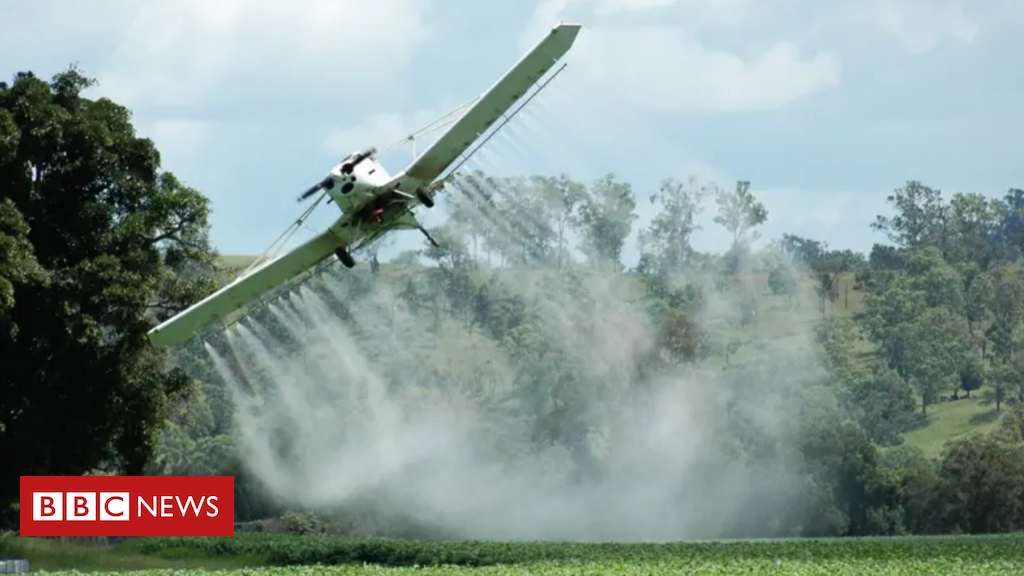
[5,533,1024,575]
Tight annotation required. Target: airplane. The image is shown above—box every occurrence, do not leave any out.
[147,22,583,349]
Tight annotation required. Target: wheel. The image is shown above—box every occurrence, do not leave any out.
[416,188,434,208]
[334,247,355,268]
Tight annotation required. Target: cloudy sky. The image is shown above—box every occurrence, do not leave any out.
[2,0,1021,265]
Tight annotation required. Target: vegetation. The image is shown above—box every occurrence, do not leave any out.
[0,68,218,523]
[3,533,1023,574]
[0,536,257,572]
[3,67,1024,548]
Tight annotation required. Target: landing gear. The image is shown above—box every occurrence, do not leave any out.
[416,188,435,208]
[335,247,355,268]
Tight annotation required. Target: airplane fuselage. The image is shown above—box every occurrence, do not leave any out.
[324,154,392,209]
[319,154,430,248]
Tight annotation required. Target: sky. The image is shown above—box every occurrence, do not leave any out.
[2,0,1022,266]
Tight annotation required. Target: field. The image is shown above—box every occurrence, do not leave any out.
[4,533,1024,575]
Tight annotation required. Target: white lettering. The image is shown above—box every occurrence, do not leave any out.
[160,495,174,517]
[66,492,96,521]
[175,495,205,517]
[206,496,219,517]
[138,496,158,517]
[99,492,130,521]
[136,493,225,519]
[33,492,63,521]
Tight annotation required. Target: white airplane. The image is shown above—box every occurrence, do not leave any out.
[147,23,582,348]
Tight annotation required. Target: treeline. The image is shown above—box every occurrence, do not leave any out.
[2,68,1024,538]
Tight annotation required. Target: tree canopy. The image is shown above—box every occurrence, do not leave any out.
[0,69,218,516]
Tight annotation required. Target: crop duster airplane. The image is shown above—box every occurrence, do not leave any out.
[147,22,582,349]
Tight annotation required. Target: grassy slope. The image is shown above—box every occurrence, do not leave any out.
[215,254,260,275]
[0,536,259,572]
[212,255,1001,458]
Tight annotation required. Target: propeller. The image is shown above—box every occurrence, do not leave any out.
[296,176,334,203]
[341,146,377,174]
[296,147,377,203]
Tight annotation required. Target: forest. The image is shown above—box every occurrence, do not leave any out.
[2,69,1024,539]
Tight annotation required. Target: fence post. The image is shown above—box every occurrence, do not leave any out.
[0,559,30,574]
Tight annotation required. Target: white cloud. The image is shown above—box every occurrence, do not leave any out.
[849,0,978,54]
[524,0,841,114]
[0,0,131,66]
[143,119,210,173]
[96,0,431,109]
[523,0,758,38]
[324,111,435,158]
[571,28,840,112]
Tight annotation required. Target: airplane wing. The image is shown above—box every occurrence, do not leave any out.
[147,229,344,348]
[400,23,581,186]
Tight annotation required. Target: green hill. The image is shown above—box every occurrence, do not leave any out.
[215,254,260,274]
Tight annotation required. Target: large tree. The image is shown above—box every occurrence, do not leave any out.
[576,173,636,268]
[0,69,217,511]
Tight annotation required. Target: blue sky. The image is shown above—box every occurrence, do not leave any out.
[2,0,1021,266]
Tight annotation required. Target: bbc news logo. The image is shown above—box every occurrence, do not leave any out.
[20,476,234,536]
[32,492,220,521]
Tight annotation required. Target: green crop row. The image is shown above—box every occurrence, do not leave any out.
[120,533,1024,568]
[30,559,1024,576]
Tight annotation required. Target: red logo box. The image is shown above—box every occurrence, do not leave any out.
[20,476,234,536]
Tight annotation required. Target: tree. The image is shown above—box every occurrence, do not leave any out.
[576,173,636,268]
[811,257,842,316]
[872,181,947,251]
[860,280,927,381]
[991,403,1024,443]
[639,177,708,275]
[937,435,1024,534]
[995,188,1024,260]
[965,271,994,338]
[987,363,1013,412]
[537,174,585,269]
[779,234,826,267]
[496,176,557,265]
[903,307,970,415]
[767,263,799,305]
[0,69,217,510]
[987,267,1024,355]
[957,353,985,399]
[714,180,768,248]
[838,367,916,445]
[988,353,1024,410]
[0,198,47,324]
[946,192,1000,270]
[714,180,767,274]
[902,247,964,311]
[656,307,707,365]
